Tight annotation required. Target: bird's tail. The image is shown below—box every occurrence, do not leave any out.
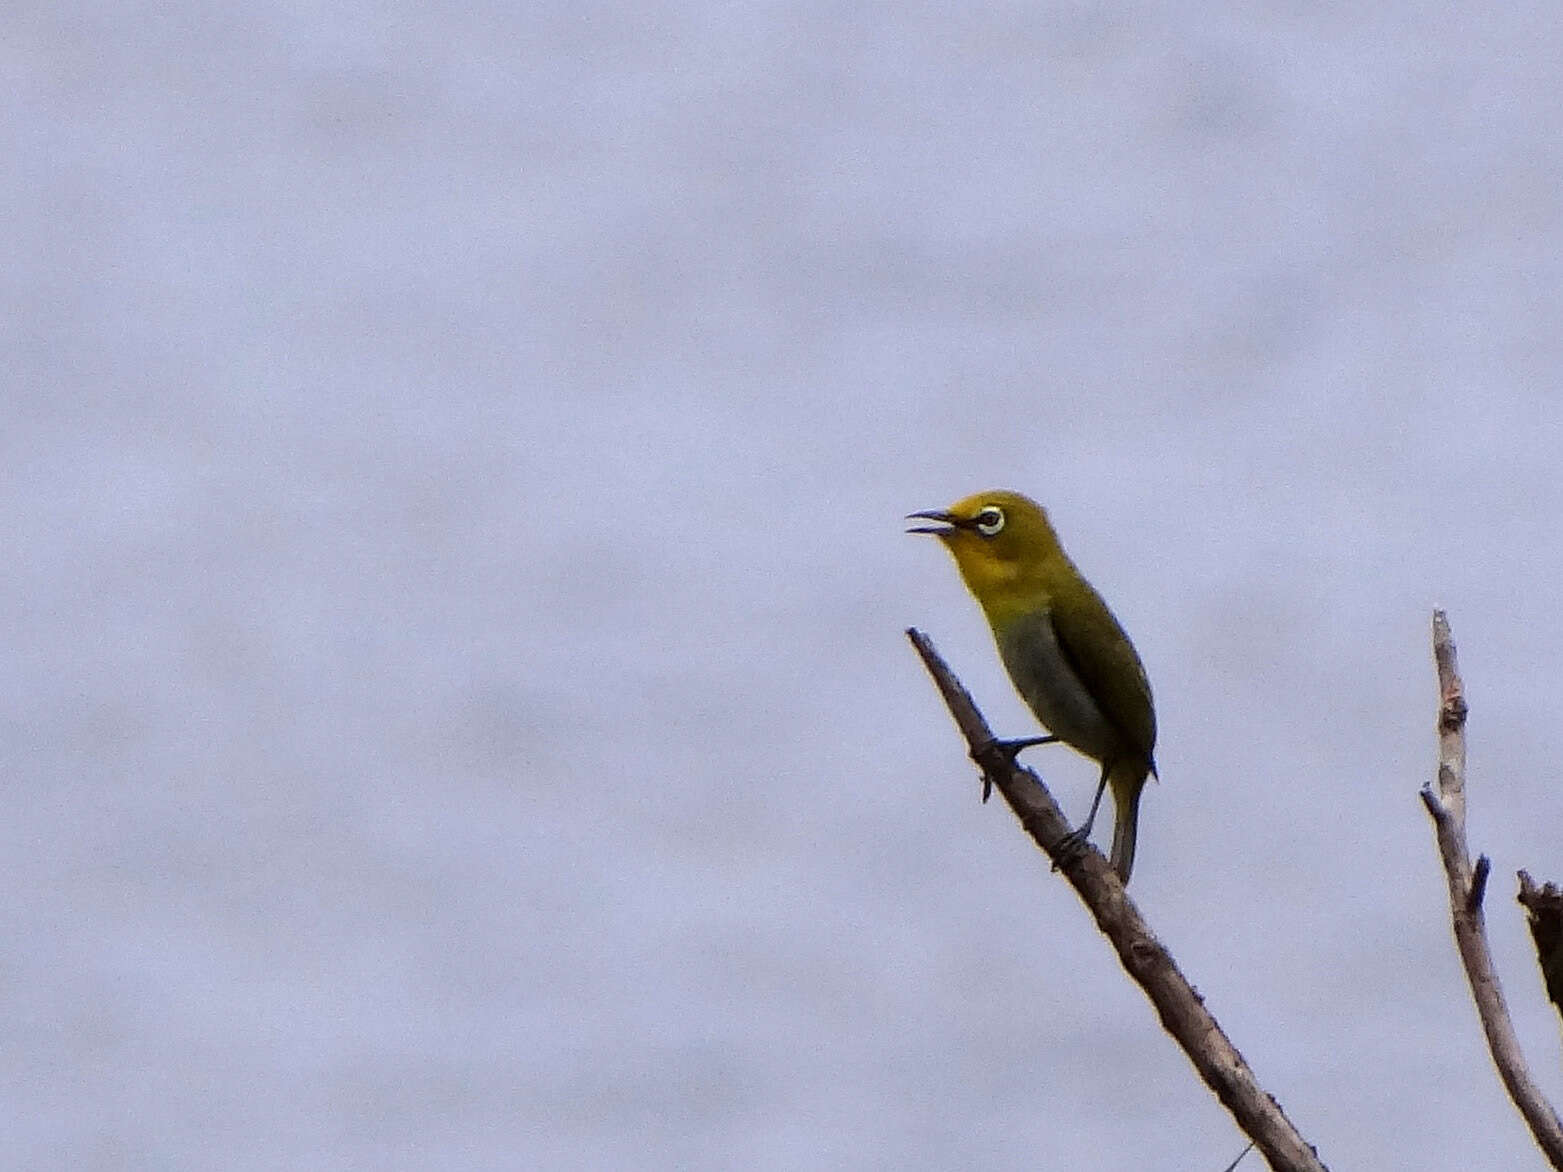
[1108,764,1148,884]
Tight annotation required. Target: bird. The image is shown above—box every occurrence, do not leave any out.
[908,490,1157,882]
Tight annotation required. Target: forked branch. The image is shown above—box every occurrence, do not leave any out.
[1420,611,1563,1168]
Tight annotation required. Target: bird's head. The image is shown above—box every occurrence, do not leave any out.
[907,490,1063,600]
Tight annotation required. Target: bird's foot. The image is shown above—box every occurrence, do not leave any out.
[1050,826,1093,872]
[970,736,1057,803]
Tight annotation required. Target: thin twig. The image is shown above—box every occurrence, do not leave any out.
[907,627,1327,1172]
[1421,611,1563,1168]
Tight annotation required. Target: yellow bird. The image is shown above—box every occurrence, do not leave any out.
[909,490,1157,882]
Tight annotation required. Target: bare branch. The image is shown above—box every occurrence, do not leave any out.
[1421,611,1563,1168]
[1517,872,1563,1025]
[907,628,1328,1172]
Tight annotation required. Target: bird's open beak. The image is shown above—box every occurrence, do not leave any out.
[906,509,958,535]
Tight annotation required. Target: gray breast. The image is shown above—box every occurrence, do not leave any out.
[995,608,1119,763]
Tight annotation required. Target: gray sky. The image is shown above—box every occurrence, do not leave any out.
[8,3,1563,1168]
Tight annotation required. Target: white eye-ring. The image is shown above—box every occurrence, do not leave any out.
[974,505,1005,536]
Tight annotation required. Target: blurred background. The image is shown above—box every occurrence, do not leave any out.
[6,2,1563,1168]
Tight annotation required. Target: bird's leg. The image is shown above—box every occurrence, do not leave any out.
[970,736,1059,803]
[973,734,1058,763]
[1053,767,1110,868]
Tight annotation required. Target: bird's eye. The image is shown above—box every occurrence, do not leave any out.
[974,506,1005,536]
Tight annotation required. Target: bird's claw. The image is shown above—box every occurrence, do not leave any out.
[1051,826,1092,872]
[970,735,1060,803]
